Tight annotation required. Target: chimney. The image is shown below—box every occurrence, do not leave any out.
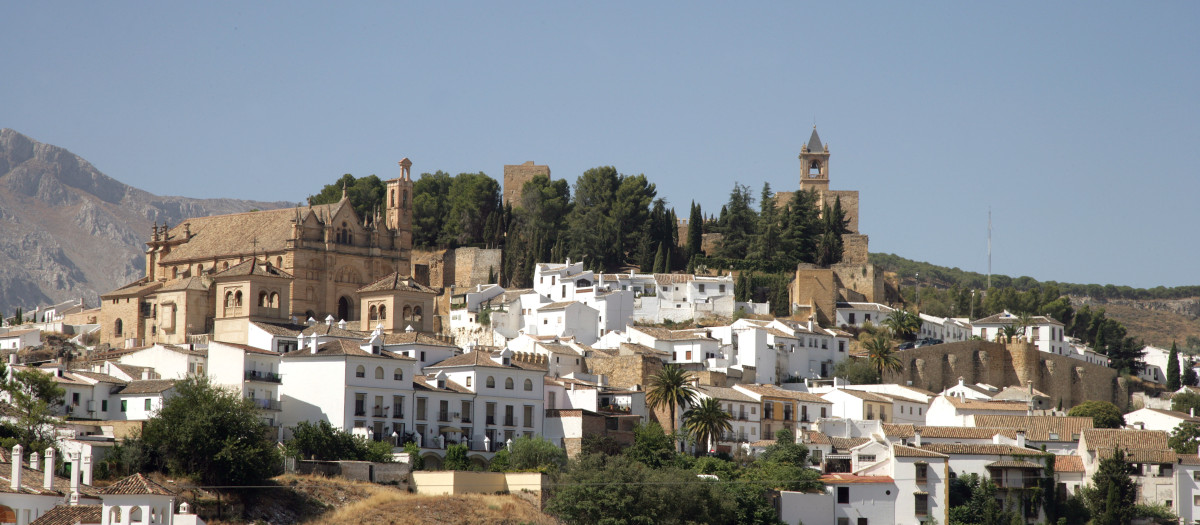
[338,319,347,330]
[1016,430,1026,449]
[30,450,38,471]
[913,429,922,447]
[82,455,92,485]
[43,448,54,491]
[68,452,80,505]
[309,334,319,355]
[10,445,22,491]
[141,369,151,380]
[325,315,334,326]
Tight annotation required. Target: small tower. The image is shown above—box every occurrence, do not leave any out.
[385,158,414,250]
[798,126,830,191]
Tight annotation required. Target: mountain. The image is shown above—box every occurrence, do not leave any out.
[0,128,295,314]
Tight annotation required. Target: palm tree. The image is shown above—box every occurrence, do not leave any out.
[646,365,699,451]
[882,308,921,341]
[682,397,733,455]
[1000,324,1020,343]
[865,332,902,380]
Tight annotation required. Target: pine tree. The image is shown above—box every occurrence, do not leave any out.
[1168,341,1182,390]
[1082,449,1136,525]
[1185,358,1199,387]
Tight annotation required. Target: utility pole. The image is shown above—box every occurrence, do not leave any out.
[987,208,992,290]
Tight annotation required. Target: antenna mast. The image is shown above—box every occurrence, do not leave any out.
[987,208,992,290]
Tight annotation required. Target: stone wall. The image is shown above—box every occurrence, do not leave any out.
[503,161,551,206]
[828,190,860,233]
[294,459,411,486]
[832,262,885,304]
[789,265,837,326]
[840,234,869,265]
[586,354,664,390]
[414,248,502,289]
[882,341,1126,408]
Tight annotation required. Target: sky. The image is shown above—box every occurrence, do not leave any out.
[2,2,1197,288]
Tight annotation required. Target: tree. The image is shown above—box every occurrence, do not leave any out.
[1173,391,1200,415]
[141,376,281,485]
[444,443,470,471]
[565,166,621,270]
[1185,358,1198,387]
[1169,421,1200,454]
[1067,401,1125,429]
[882,309,922,341]
[403,441,424,471]
[646,365,699,451]
[0,363,65,452]
[833,357,880,385]
[508,435,567,472]
[285,420,392,462]
[741,429,822,492]
[865,332,901,379]
[307,173,385,219]
[1168,341,1182,390]
[947,473,1022,525]
[1081,449,1136,525]
[687,201,704,259]
[682,397,733,455]
[715,183,756,259]
[412,171,453,246]
[625,422,680,470]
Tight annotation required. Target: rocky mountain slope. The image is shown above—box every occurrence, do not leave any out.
[0,128,294,314]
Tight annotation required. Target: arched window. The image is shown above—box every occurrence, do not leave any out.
[505,378,514,390]
[374,367,384,380]
[369,305,378,321]
[196,263,204,274]
[234,291,243,306]
[222,261,229,270]
[403,306,413,321]
[114,319,123,336]
[129,506,143,522]
[225,291,234,307]
[393,368,404,380]
[379,305,387,319]
[276,256,283,267]
[270,292,279,308]
[171,267,178,278]
[413,306,423,325]
[486,376,495,388]
[259,291,269,307]
[355,365,365,378]
[402,190,408,209]
[809,160,821,176]
[108,507,121,524]
[524,378,533,391]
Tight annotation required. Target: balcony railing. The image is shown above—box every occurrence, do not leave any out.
[392,410,405,419]
[461,414,472,423]
[245,370,282,383]
[486,416,496,425]
[737,414,748,421]
[505,417,515,426]
[373,407,385,418]
[248,398,282,411]
[354,407,366,417]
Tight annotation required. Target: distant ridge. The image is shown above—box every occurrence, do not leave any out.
[0,128,294,313]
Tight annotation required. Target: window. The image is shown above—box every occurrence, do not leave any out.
[487,376,496,388]
[698,284,706,293]
[145,399,152,410]
[72,393,80,406]
[838,519,850,525]
[101,400,108,412]
[1194,494,1200,506]
[915,494,929,517]
[416,398,427,420]
[719,284,725,293]
[858,519,867,525]
[524,378,533,391]
[524,405,534,428]
[916,463,928,483]
[394,368,404,380]
[355,393,366,416]
[505,377,514,390]
[120,400,127,412]
[849,313,856,324]
[355,365,365,378]
[858,455,876,463]
[466,376,472,387]
[375,367,384,380]
[837,486,850,504]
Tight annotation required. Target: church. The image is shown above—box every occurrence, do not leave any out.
[99,159,436,348]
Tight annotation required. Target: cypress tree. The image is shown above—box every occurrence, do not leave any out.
[687,202,704,258]
[652,243,665,274]
[1169,341,1182,390]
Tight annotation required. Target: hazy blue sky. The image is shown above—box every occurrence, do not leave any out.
[2,2,1197,288]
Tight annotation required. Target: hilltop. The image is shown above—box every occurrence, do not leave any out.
[0,129,293,312]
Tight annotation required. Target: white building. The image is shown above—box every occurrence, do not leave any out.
[0,329,41,351]
[1123,407,1200,433]
[972,311,1069,357]
[917,314,972,343]
[206,341,284,433]
[925,395,1028,427]
[423,348,546,455]
[821,388,895,424]
[598,272,739,324]
[1138,345,1190,385]
[694,385,762,447]
[835,302,894,329]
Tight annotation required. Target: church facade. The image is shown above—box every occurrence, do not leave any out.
[99,159,423,347]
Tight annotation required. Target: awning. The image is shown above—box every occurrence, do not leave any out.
[440,426,464,434]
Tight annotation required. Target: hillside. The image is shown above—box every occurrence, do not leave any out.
[0,129,293,313]
[871,252,1200,347]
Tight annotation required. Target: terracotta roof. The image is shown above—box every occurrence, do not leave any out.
[101,278,163,298]
[893,444,949,458]
[696,385,757,403]
[251,321,308,337]
[29,504,102,525]
[357,272,438,294]
[413,375,472,394]
[653,274,696,285]
[736,384,831,404]
[537,343,580,355]
[156,276,211,292]
[972,311,1063,326]
[99,473,174,495]
[617,342,670,356]
[883,424,916,438]
[157,203,346,264]
[282,339,413,361]
[70,371,128,384]
[1055,455,1085,473]
[300,324,367,338]
[425,351,511,369]
[830,437,870,451]
[828,389,893,403]
[0,328,40,338]
[1179,454,1200,466]
[987,460,1044,469]
[1098,448,1178,464]
[631,326,715,341]
[972,415,1095,441]
[944,396,1028,412]
[539,301,578,312]
[917,443,1046,456]
[916,426,1019,440]
[801,430,831,445]
[116,380,176,395]
[382,332,460,348]
[750,439,776,447]
[211,340,280,356]
[214,259,293,279]
[1081,429,1170,452]
[820,473,894,484]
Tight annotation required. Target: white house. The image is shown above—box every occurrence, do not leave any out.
[779,473,897,525]
[0,329,41,351]
[207,341,284,434]
[694,385,762,447]
[821,388,895,424]
[598,272,739,324]
[917,314,972,343]
[835,302,894,329]
[529,301,600,346]
[1138,345,1190,385]
[925,395,1028,427]
[422,348,546,455]
[972,311,1069,356]
[102,344,207,380]
[0,445,102,525]
[1123,407,1200,433]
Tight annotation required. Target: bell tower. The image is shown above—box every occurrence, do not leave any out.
[385,158,414,250]
[798,126,830,192]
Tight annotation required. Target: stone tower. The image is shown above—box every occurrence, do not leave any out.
[386,158,415,249]
[798,126,830,193]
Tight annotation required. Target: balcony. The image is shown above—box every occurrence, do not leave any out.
[245,370,282,383]
[461,414,472,423]
[438,411,450,422]
[373,407,386,418]
[737,414,748,421]
[486,416,496,425]
[505,417,515,426]
[392,410,405,419]
[248,398,282,411]
[354,407,366,417]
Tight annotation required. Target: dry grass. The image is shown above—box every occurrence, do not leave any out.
[305,490,559,525]
[1096,302,1200,349]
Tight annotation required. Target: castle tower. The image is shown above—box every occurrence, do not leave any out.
[385,158,414,249]
[798,126,830,192]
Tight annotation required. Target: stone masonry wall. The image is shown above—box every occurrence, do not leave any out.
[882,340,1126,408]
[503,161,551,207]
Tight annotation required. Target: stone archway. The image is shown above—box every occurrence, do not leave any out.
[337,296,352,322]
